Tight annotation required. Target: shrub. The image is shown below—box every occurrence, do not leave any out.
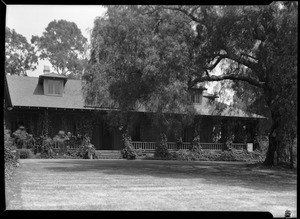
[121,133,137,160]
[4,128,19,179]
[189,135,202,152]
[216,148,265,162]
[159,147,264,163]
[39,136,55,158]
[53,131,67,155]
[171,149,221,161]
[171,150,192,161]
[200,150,221,160]
[154,133,170,158]
[16,148,34,159]
[135,148,146,158]
[32,132,97,159]
[76,135,97,159]
[12,126,34,149]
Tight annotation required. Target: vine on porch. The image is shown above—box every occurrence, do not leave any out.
[121,132,137,160]
[154,133,170,158]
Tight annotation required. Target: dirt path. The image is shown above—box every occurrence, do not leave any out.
[5,159,297,217]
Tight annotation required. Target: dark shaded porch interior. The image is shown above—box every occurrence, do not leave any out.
[4,108,259,151]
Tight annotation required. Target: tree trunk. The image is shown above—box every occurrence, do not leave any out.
[220,118,228,151]
[263,108,282,166]
[263,108,279,166]
[263,90,280,166]
[289,140,294,169]
[263,133,277,166]
[289,148,293,169]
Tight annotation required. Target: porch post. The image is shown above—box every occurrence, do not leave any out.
[220,118,228,151]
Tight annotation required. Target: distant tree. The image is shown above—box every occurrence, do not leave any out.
[5,27,38,76]
[31,19,88,77]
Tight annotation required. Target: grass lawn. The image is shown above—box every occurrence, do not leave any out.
[5,159,297,217]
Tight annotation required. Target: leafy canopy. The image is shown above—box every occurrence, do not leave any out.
[154,4,297,165]
[83,6,196,112]
[31,19,88,77]
[5,27,38,76]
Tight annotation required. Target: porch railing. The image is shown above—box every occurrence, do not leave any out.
[132,141,247,152]
[231,143,247,150]
[52,141,80,152]
[51,141,247,152]
[199,143,224,151]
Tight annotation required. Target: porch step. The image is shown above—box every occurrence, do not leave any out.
[95,150,123,159]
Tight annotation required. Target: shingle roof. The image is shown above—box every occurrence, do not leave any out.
[5,75,265,119]
[6,75,86,109]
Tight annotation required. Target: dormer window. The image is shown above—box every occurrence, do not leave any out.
[44,78,63,96]
[188,87,207,104]
[190,91,202,103]
[38,71,68,97]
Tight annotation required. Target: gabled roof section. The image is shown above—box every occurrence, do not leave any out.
[4,75,12,107]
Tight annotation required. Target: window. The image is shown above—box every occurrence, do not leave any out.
[189,91,202,104]
[44,79,63,96]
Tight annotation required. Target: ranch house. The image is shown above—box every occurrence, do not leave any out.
[4,69,265,152]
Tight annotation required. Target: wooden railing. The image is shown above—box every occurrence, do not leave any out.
[132,141,247,152]
[52,141,80,152]
[231,143,247,150]
[181,142,191,150]
[132,141,156,151]
[199,143,224,151]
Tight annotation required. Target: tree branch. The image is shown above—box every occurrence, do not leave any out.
[241,52,258,61]
[206,55,227,71]
[224,47,261,72]
[190,73,265,89]
[136,5,160,15]
[188,5,201,16]
[160,5,201,23]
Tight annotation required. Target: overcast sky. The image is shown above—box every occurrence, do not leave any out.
[6,5,106,77]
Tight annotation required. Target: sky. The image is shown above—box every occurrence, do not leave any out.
[6,5,106,77]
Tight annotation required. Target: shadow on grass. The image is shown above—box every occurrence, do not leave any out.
[38,159,297,193]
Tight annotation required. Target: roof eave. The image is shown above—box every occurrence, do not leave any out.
[4,75,13,107]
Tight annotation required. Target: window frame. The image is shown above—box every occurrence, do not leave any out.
[189,90,202,104]
[43,78,63,96]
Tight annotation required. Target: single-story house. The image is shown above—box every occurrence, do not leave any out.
[4,70,265,151]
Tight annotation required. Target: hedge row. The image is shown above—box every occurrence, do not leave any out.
[147,147,265,162]
[4,129,19,179]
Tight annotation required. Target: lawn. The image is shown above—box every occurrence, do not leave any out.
[5,159,297,217]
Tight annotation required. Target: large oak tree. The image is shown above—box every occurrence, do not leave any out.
[83,4,297,166]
